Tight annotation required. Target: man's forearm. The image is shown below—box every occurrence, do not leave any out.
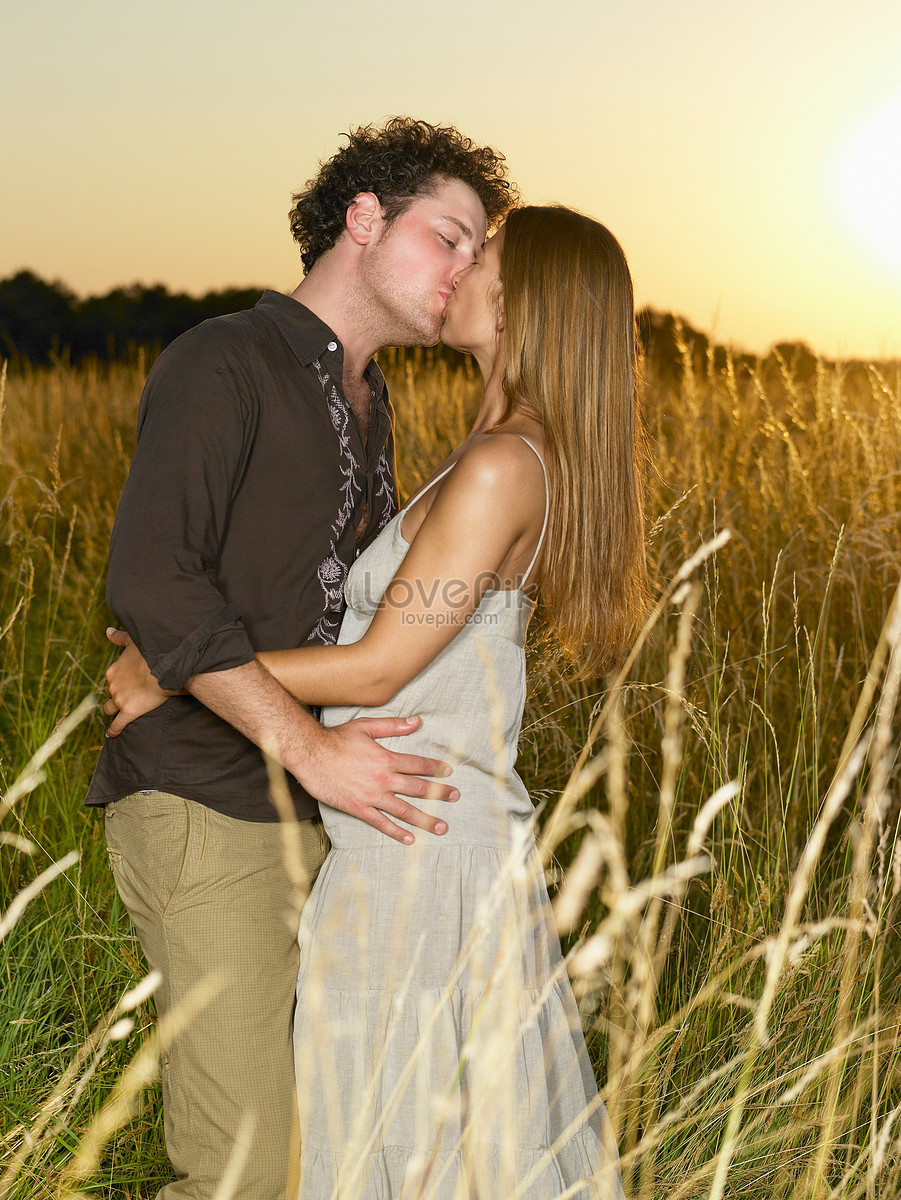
[111,635,459,842]
[186,659,322,784]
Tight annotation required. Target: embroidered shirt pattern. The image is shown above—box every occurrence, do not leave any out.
[373,444,396,533]
[308,359,364,644]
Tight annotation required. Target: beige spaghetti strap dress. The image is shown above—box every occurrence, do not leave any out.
[294,439,623,1199]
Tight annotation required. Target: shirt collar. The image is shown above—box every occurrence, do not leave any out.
[255,290,338,365]
[255,290,388,409]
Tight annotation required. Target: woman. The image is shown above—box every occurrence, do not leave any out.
[106,205,645,1198]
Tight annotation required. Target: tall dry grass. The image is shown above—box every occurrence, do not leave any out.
[1,341,900,1198]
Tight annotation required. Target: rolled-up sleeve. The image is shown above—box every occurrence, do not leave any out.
[106,324,259,690]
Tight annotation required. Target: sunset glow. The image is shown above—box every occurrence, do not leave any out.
[2,0,899,358]
[832,91,901,280]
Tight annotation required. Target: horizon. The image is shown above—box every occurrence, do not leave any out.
[5,266,898,365]
[3,0,900,360]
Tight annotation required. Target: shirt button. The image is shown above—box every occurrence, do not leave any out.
[327,341,338,352]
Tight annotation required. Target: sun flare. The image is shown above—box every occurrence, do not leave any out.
[831,92,901,280]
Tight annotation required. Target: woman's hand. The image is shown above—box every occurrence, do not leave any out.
[103,628,177,737]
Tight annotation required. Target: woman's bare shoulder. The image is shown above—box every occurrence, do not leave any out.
[448,429,546,492]
[403,428,547,545]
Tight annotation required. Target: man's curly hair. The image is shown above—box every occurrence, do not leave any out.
[289,118,517,273]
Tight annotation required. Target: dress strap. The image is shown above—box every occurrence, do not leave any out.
[516,436,550,590]
[401,460,459,514]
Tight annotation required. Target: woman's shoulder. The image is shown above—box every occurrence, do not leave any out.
[450,429,546,493]
[404,428,547,545]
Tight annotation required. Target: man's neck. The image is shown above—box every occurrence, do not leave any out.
[290,272,377,387]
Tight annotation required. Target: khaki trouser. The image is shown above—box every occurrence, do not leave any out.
[105,790,329,1200]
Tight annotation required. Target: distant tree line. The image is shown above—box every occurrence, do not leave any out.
[0,271,266,365]
[0,269,825,382]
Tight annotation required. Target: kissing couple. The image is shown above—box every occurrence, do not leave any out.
[95,117,643,1199]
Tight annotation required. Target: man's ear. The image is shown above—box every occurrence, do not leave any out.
[346,192,384,247]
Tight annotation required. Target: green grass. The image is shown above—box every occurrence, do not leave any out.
[1,344,900,1198]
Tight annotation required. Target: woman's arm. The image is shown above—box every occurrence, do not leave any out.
[260,437,543,705]
[105,436,545,727]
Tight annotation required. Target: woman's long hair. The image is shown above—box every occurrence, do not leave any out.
[499,205,648,678]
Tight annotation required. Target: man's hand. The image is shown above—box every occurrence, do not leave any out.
[104,628,176,736]
[297,716,459,845]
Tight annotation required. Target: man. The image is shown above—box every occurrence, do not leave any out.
[88,118,515,1199]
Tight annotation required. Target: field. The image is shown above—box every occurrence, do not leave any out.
[1,341,900,1199]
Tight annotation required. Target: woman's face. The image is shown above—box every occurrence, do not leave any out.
[439,226,504,356]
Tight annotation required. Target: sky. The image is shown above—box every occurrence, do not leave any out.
[2,0,900,359]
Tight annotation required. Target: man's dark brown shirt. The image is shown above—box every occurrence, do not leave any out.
[86,291,397,821]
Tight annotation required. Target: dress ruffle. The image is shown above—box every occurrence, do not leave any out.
[298,1129,619,1199]
[294,843,623,1199]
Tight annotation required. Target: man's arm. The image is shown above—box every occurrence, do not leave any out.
[106,325,261,688]
[187,663,455,844]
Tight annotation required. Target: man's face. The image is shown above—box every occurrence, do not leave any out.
[360,177,488,347]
